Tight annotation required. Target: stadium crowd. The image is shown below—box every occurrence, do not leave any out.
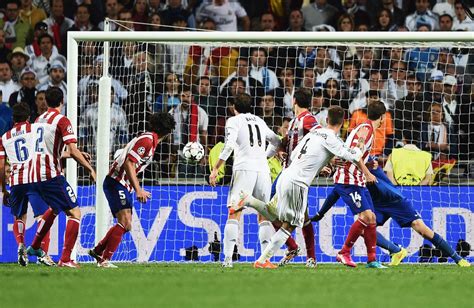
[0,0,473,183]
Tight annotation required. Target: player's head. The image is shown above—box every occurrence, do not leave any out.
[232,93,252,114]
[12,102,31,123]
[45,86,64,108]
[148,112,176,137]
[293,88,312,109]
[327,105,345,128]
[367,100,386,128]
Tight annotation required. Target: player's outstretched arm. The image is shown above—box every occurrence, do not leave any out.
[324,133,363,164]
[123,158,151,203]
[209,158,225,187]
[66,142,97,182]
[311,189,340,222]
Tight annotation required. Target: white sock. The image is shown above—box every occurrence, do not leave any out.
[257,228,290,263]
[223,219,239,260]
[258,221,275,252]
[245,195,278,221]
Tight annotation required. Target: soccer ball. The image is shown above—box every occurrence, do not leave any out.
[182,142,205,163]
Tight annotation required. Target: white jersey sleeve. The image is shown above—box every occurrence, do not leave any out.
[218,116,239,162]
[323,131,362,163]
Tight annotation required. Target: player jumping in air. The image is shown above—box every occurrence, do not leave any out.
[88,112,176,268]
[26,87,97,268]
[232,106,365,269]
[311,161,471,267]
[330,100,386,268]
[0,103,54,266]
[209,93,281,268]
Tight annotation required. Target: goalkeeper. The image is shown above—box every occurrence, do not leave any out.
[311,158,470,267]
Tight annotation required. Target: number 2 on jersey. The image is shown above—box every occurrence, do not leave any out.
[247,124,262,147]
[35,127,44,152]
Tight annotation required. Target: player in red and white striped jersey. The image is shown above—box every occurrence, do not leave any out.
[27,87,96,268]
[331,101,386,268]
[88,112,176,268]
[0,103,53,266]
[276,88,322,268]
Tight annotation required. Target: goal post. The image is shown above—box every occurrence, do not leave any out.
[66,30,473,263]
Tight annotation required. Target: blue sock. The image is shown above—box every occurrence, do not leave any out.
[430,233,462,263]
[376,232,401,254]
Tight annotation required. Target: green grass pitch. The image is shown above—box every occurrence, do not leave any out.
[1,263,472,308]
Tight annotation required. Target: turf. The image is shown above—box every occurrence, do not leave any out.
[1,263,472,308]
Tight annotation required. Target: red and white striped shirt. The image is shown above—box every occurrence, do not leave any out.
[108,132,159,192]
[0,122,38,186]
[32,108,77,182]
[333,121,374,187]
[285,110,321,167]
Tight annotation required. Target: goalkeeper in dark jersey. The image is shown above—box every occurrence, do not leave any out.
[311,158,470,267]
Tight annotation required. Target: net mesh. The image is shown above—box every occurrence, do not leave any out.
[73,31,473,263]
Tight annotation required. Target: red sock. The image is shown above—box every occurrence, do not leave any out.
[13,219,25,245]
[340,218,367,254]
[302,222,316,260]
[102,224,126,261]
[363,223,377,262]
[273,222,298,251]
[31,208,57,249]
[94,226,116,255]
[60,218,80,262]
[41,230,51,253]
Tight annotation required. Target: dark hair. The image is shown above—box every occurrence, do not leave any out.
[45,86,64,107]
[180,83,191,93]
[6,0,20,7]
[233,93,253,114]
[148,112,176,136]
[250,47,267,58]
[367,101,386,121]
[12,102,31,123]
[366,90,380,98]
[293,88,312,109]
[439,13,453,22]
[327,106,345,126]
[260,11,275,21]
[38,33,54,45]
[76,3,91,14]
[36,90,46,97]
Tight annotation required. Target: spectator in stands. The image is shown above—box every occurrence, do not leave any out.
[161,0,195,29]
[80,86,128,155]
[131,0,149,31]
[8,66,39,121]
[194,76,218,145]
[0,61,20,102]
[42,0,74,53]
[0,90,13,136]
[116,9,134,31]
[323,78,345,110]
[149,0,165,15]
[394,73,425,145]
[259,11,276,31]
[405,0,438,31]
[349,91,394,157]
[405,42,439,82]
[340,0,370,28]
[286,9,305,31]
[359,47,378,78]
[154,72,181,112]
[311,88,327,125]
[381,0,405,26]
[258,93,282,132]
[425,69,444,103]
[368,69,397,110]
[195,0,249,32]
[30,33,66,84]
[301,66,316,90]
[0,30,12,63]
[384,130,433,186]
[371,8,397,31]
[389,60,408,101]
[313,47,339,89]
[272,67,296,117]
[61,4,99,55]
[7,47,29,82]
[453,1,474,31]
[24,21,58,59]
[1,0,34,50]
[170,85,208,177]
[340,59,369,114]
[249,47,279,92]
[356,22,369,31]
[98,0,119,31]
[301,0,339,31]
[38,60,66,100]
[148,12,162,31]
[35,89,47,115]
[336,13,355,32]
[438,13,453,31]
[19,0,47,29]
[32,0,50,15]
[433,0,455,18]
[441,74,466,135]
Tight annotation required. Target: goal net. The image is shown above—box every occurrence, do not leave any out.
[68,29,473,264]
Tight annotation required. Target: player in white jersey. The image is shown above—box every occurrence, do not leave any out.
[0,103,53,266]
[26,87,96,268]
[88,112,176,268]
[209,93,281,268]
[231,106,365,268]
